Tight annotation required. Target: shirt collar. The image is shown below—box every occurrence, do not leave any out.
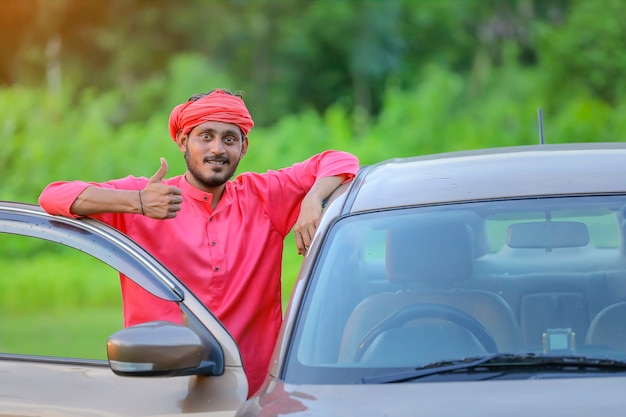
[179,174,233,209]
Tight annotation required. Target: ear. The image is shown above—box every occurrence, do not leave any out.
[176,130,188,152]
[240,136,249,159]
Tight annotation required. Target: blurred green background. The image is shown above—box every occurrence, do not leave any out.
[2,0,626,357]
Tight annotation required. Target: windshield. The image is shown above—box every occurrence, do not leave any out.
[284,195,626,384]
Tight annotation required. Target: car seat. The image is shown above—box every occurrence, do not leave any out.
[338,221,524,363]
[585,301,626,351]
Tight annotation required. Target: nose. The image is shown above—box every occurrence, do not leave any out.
[208,137,226,155]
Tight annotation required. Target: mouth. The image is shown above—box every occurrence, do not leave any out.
[204,158,228,166]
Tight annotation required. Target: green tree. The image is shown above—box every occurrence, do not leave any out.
[535,0,626,105]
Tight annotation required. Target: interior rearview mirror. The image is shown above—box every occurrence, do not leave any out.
[507,221,590,249]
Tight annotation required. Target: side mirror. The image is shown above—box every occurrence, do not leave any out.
[107,321,216,377]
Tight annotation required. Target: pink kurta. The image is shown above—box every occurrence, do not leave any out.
[38,150,359,395]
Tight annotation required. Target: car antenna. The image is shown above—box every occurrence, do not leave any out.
[538,107,545,144]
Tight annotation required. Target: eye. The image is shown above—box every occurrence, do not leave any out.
[224,135,236,144]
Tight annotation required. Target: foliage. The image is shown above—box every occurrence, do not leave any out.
[2,0,626,325]
[3,56,626,204]
[1,0,607,127]
[534,0,626,105]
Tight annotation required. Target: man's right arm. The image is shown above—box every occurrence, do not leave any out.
[39,158,183,219]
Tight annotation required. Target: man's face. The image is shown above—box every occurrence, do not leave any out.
[179,121,248,191]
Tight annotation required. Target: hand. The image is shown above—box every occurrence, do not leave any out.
[293,195,323,255]
[140,158,183,219]
[292,175,348,255]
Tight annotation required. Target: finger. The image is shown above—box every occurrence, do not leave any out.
[303,225,316,245]
[168,186,183,196]
[169,194,184,204]
[149,158,168,184]
[295,232,306,254]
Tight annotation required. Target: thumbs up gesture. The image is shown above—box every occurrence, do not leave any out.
[140,158,183,219]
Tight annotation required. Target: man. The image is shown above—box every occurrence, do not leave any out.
[38,89,359,395]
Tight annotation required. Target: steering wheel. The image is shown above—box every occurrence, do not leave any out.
[354,303,498,362]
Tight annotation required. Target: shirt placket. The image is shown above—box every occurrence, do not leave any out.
[207,214,225,309]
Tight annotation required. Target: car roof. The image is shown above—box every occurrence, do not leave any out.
[346,142,626,213]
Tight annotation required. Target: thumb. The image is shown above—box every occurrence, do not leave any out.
[149,158,168,184]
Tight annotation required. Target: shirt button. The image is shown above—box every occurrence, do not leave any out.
[211,241,216,246]
[214,267,219,272]
[203,195,208,201]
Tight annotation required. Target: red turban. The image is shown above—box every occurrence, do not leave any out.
[168,89,254,142]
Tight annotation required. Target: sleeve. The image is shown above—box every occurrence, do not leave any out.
[38,176,146,224]
[287,149,359,189]
[38,180,93,218]
[253,150,360,236]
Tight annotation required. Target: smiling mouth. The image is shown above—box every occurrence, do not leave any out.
[205,159,228,166]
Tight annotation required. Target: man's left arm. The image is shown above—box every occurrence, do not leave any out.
[293,174,351,255]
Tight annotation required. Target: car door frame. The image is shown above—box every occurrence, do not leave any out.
[0,202,246,416]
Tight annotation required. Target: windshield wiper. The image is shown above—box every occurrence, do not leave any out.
[360,353,626,384]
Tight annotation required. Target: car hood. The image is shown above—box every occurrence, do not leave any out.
[239,377,626,416]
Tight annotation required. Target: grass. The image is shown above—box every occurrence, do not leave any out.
[0,307,122,359]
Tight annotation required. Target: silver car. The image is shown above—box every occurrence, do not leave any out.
[3,142,626,416]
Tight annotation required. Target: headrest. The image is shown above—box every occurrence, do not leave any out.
[386,221,474,288]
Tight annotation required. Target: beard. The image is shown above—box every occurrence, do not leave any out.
[184,147,241,189]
